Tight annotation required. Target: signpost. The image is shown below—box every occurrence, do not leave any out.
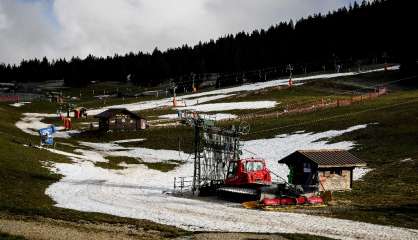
[38,125,56,147]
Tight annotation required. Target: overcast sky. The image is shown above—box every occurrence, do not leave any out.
[0,0,361,64]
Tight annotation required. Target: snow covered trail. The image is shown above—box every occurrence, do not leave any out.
[87,65,399,116]
[44,124,418,240]
[177,101,277,112]
[159,113,237,121]
[15,113,79,138]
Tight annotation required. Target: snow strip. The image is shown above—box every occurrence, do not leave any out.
[112,139,145,144]
[44,124,418,239]
[352,167,372,181]
[86,65,398,116]
[159,113,237,121]
[177,101,277,112]
[15,113,79,138]
[9,102,31,107]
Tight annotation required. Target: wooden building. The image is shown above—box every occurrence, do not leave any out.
[95,108,147,131]
[278,150,366,192]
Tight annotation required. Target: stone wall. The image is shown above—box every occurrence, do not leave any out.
[318,169,351,191]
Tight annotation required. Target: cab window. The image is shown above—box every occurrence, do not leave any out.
[245,161,264,172]
[227,161,237,178]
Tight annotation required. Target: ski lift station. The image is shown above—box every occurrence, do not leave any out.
[278,150,367,192]
[95,108,148,132]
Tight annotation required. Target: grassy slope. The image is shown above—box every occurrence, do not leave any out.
[239,90,418,229]
[0,105,330,240]
[0,232,26,240]
[1,71,417,234]
[71,81,418,228]
[0,105,187,238]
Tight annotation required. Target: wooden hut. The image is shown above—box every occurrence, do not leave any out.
[95,108,147,131]
[278,150,367,192]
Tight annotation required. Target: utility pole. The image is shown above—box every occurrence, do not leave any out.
[287,64,293,87]
[172,84,177,107]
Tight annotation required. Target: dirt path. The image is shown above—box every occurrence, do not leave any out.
[0,214,167,240]
[0,214,324,240]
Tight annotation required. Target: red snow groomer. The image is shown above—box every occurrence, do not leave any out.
[217,158,271,201]
[217,158,324,208]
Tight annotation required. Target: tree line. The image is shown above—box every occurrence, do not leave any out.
[0,0,416,88]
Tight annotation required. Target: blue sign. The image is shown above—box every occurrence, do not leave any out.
[38,125,56,146]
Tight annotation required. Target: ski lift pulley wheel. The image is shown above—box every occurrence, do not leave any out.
[239,121,250,135]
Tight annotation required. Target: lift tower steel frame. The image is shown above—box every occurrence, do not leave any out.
[186,116,249,194]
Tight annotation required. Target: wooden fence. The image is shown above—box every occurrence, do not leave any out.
[238,87,388,120]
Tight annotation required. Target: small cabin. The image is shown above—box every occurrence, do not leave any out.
[278,150,367,192]
[95,108,147,131]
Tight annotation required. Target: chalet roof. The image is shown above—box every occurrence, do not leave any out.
[95,108,143,120]
[278,150,367,168]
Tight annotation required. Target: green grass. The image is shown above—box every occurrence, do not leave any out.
[2,71,418,232]
[0,105,188,238]
[95,156,141,170]
[233,90,418,229]
[142,161,179,172]
[95,156,180,172]
[73,126,194,153]
[279,233,335,240]
[0,232,26,240]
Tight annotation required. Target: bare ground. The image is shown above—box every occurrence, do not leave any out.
[0,213,170,240]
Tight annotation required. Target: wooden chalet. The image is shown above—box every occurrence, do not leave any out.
[95,108,147,131]
[278,150,367,192]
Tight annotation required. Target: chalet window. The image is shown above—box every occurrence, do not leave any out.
[303,163,311,173]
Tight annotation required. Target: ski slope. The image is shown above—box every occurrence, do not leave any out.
[39,124,418,240]
[87,65,399,115]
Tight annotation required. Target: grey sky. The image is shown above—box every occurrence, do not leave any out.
[0,0,361,64]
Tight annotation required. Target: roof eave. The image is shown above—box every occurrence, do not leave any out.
[318,163,367,168]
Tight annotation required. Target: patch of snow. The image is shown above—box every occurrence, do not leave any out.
[159,113,237,121]
[112,139,145,144]
[87,94,233,116]
[177,101,277,112]
[15,113,79,138]
[158,114,179,120]
[175,65,400,100]
[400,158,413,163]
[85,66,398,116]
[79,141,188,164]
[353,167,372,181]
[200,113,238,121]
[42,124,418,239]
[243,124,369,180]
[9,102,31,107]
[74,149,107,163]
[153,122,182,127]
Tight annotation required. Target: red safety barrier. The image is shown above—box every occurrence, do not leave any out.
[0,95,19,102]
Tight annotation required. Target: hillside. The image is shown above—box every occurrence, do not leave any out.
[1,67,418,239]
[1,0,416,88]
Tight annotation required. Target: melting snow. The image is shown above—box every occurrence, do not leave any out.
[177,101,277,112]
[9,102,31,107]
[42,124,418,239]
[86,66,398,116]
[159,113,237,121]
[353,167,373,181]
[112,139,145,144]
[15,113,79,138]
